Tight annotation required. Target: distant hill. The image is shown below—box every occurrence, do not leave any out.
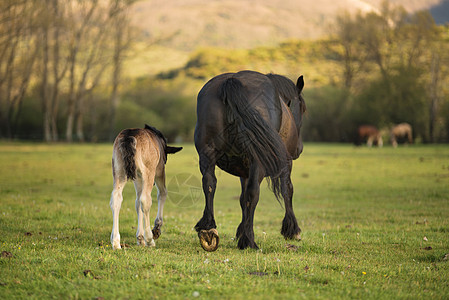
[130,0,445,50]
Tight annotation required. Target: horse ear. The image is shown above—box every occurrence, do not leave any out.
[296,75,304,93]
[166,146,183,154]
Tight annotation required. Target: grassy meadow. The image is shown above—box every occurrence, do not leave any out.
[0,142,448,299]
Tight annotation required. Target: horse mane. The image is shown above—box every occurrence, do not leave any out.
[144,124,167,143]
[144,124,169,162]
[266,74,298,105]
[220,76,290,201]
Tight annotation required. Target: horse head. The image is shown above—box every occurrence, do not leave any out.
[266,74,306,159]
[292,76,306,157]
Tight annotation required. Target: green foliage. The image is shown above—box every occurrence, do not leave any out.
[183,48,249,80]
[0,143,448,298]
[115,100,164,133]
[122,77,198,142]
[354,66,428,138]
[303,86,355,142]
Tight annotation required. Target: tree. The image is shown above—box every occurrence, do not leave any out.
[65,0,109,142]
[427,27,449,142]
[39,0,69,142]
[333,11,367,90]
[333,1,448,142]
[0,1,40,139]
[108,0,134,141]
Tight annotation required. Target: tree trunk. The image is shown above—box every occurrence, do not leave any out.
[41,20,52,142]
[428,52,440,143]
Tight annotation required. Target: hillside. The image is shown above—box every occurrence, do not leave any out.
[130,0,445,50]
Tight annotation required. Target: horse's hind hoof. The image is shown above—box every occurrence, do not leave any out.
[292,233,301,241]
[152,227,161,240]
[199,229,219,252]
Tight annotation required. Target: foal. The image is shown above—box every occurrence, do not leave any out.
[110,124,182,250]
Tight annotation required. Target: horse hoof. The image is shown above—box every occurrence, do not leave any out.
[293,233,302,241]
[147,239,156,247]
[199,229,219,252]
[152,227,161,240]
[284,232,301,241]
[137,235,145,246]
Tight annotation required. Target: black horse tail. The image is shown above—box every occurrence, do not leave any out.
[220,77,289,200]
[119,135,137,181]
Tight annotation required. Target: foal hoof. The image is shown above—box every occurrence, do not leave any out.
[152,227,161,240]
[199,229,219,252]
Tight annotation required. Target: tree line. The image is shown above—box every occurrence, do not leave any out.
[329,1,449,143]
[0,0,133,142]
[1,0,448,143]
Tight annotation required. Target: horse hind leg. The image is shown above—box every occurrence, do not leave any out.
[110,176,126,250]
[139,174,156,247]
[237,164,263,250]
[134,179,146,246]
[235,178,247,241]
[152,170,167,240]
[195,151,219,252]
[281,169,301,241]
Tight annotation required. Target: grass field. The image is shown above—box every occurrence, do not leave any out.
[0,143,448,299]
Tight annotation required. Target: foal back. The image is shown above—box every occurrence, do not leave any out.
[112,128,163,183]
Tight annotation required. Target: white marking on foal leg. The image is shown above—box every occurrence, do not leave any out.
[134,179,145,246]
[110,183,124,250]
[140,185,155,247]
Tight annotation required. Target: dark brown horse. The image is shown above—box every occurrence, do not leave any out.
[194,70,306,251]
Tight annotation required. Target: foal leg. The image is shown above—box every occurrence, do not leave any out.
[195,151,219,251]
[140,174,155,247]
[281,163,301,241]
[134,179,146,246]
[110,178,126,250]
[152,171,167,240]
[367,136,374,147]
[237,163,263,250]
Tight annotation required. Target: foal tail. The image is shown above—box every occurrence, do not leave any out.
[119,135,137,181]
[220,77,289,200]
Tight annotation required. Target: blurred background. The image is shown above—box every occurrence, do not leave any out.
[1,0,448,143]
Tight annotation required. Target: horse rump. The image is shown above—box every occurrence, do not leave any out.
[117,131,138,181]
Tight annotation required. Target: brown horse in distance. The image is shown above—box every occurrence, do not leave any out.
[356,125,383,147]
[390,123,413,147]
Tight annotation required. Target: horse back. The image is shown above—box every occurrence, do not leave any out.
[113,128,162,180]
[196,71,282,137]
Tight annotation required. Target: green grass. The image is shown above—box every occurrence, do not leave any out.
[0,143,448,299]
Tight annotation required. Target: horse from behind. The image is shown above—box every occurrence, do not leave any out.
[110,124,182,250]
[194,70,306,251]
[390,123,413,147]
